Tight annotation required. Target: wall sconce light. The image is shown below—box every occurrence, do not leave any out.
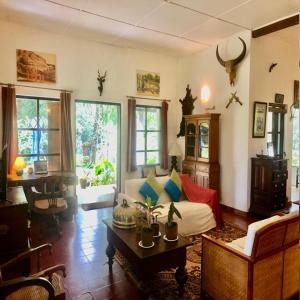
[201,85,210,103]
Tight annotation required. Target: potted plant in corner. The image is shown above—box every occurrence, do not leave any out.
[165,202,182,241]
[79,169,90,189]
[135,197,164,247]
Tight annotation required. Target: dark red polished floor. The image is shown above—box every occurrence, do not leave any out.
[30,206,254,300]
[31,207,140,300]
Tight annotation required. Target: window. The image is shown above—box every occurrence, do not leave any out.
[136,106,161,166]
[16,96,60,171]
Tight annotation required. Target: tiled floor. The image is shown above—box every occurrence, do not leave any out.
[31,208,140,300]
[30,206,255,300]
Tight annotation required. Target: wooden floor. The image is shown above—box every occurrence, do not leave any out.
[30,205,256,300]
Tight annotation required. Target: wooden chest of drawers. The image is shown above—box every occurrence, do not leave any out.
[0,187,29,256]
[250,157,288,217]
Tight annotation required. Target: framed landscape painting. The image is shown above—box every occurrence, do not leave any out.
[16,49,56,83]
[252,101,267,138]
[137,70,160,97]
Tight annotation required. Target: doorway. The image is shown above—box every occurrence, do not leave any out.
[75,100,121,207]
[291,108,299,202]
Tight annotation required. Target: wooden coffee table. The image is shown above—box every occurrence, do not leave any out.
[103,219,192,297]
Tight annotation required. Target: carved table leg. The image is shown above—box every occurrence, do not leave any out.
[106,242,116,272]
[175,265,187,297]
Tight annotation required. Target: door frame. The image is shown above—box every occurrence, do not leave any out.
[75,100,121,191]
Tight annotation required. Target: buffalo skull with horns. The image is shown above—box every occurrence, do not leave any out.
[216,37,247,86]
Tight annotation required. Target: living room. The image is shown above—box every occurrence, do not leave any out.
[0,1,299,299]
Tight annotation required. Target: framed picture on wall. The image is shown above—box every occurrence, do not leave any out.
[252,101,267,138]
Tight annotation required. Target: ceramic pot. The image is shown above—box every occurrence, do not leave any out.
[113,199,136,229]
[80,178,87,189]
[165,222,178,240]
[141,227,153,247]
[151,222,159,237]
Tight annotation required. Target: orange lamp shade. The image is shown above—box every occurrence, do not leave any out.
[14,157,26,175]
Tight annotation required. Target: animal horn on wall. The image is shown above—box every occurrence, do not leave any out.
[216,37,247,86]
[232,37,247,65]
[216,46,225,67]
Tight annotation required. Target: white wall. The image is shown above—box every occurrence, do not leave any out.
[177,31,252,211]
[249,29,299,200]
[0,20,179,189]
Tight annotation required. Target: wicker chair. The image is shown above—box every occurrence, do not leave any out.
[201,213,299,300]
[24,176,69,237]
[0,244,66,300]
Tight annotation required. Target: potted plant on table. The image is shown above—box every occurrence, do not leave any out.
[135,197,164,247]
[165,202,182,241]
[79,169,90,189]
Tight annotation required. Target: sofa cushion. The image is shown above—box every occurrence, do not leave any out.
[164,169,182,202]
[244,215,281,256]
[124,176,172,204]
[139,174,163,205]
[157,201,216,236]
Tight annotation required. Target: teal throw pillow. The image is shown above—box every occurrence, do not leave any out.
[139,174,163,205]
[164,169,182,202]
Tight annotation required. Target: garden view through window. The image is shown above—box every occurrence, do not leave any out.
[136,106,161,166]
[16,96,60,171]
[75,101,120,190]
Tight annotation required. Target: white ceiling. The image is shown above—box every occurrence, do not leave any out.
[0,0,298,56]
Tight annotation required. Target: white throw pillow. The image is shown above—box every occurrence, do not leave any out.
[244,215,281,256]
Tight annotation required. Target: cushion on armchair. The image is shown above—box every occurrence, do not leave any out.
[227,215,281,256]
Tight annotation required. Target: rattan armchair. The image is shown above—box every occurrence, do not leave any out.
[0,243,66,300]
[201,213,299,299]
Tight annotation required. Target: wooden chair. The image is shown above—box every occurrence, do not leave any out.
[201,213,299,300]
[0,244,66,300]
[24,176,69,237]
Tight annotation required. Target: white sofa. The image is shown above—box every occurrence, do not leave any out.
[118,176,216,236]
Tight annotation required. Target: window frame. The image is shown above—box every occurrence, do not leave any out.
[16,95,60,161]
[136,105,161,166]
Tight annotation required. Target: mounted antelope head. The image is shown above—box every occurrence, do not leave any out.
[216,37,247,86]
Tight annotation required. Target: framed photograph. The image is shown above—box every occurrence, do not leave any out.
[34,160,48,174]
[17,49,56,83]
[274,93,284,104]
[136,70,160,97]
[252,101,267,138]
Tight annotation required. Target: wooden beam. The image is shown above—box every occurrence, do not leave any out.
[252,14,299,38]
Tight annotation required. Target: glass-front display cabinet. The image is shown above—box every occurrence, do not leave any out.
[182,113,221,195]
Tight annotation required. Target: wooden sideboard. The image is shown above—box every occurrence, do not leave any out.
[250,157,288,217]
[0,187,29,257]
[182,113,221,195]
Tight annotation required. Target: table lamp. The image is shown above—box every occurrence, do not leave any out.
[14,157,26,176]
[168,143,182,172]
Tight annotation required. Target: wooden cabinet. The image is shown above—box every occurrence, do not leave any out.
[250,157,288,217]
[182,113,220,194]
[0,187,29,257]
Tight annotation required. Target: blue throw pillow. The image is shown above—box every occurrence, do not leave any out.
[139,174,163,205]
[164,169,182,202]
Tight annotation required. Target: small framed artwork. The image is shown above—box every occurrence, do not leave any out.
[274,93,284,104]
[252,102,267,138]
[136,70,160,97]
[34,160,48,174]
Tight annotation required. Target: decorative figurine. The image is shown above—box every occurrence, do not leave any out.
[97,70,107,96]
[177,84,197,137]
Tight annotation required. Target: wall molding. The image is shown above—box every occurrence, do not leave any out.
[252,14,299,38]
[220,204,249,217]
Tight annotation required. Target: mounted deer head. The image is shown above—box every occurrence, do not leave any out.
[216,37,247,86]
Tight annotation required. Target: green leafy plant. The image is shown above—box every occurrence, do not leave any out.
[135,197,164,227]
[167,202,182,226]
[94,159,115,185]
